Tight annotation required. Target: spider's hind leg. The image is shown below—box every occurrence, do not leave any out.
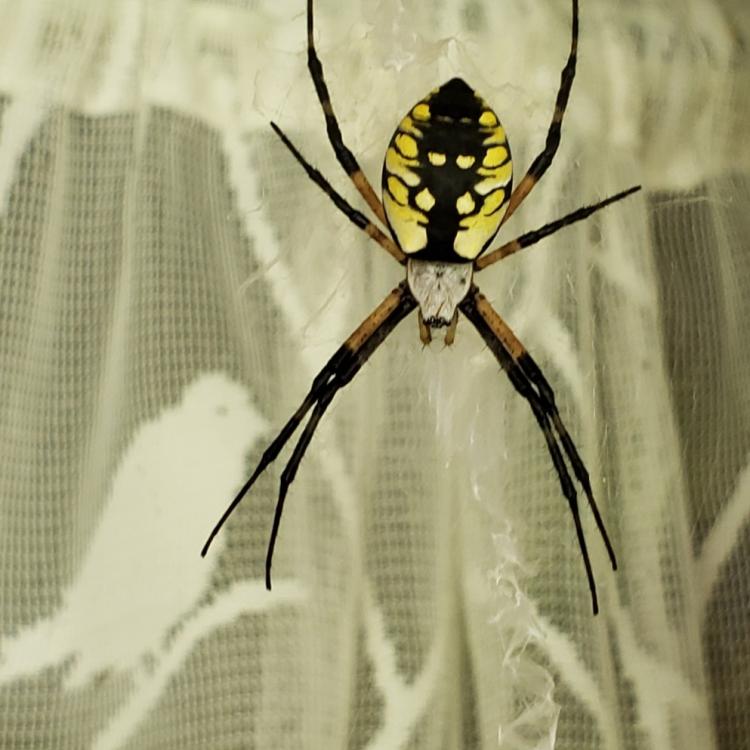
[459,285,616,614]
[202,283,417,589]
[513,347,617,572]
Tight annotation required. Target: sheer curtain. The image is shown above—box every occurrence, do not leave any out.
[0,0,747,748]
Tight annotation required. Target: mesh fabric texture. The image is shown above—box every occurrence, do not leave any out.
[0,0,748,748]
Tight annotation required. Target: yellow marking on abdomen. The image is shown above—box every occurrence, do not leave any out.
[475,162,512,195]
[383,192,428,254]
[453,224,485,259]
[415,188,435,212]
[456,192,475,215]
[387,176,409,206]
[456,155,475,169]
[479,110,498,127]
[454,205,505,259]
[399,116,423,138]
[482,125,507,146]
[428,152,446,166]
[481,188,506,215]
[483,146,508,168]
[412,103,430,121]
[385,147,420,187]
[395,133,418,158]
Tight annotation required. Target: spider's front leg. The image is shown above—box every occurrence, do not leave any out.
[202,283,417,589]
[305,0,388,226]
[501,0,579,226]
[459,285,616,614]
[271,123,406,265]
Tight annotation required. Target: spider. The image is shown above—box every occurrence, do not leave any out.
[202,0,641,614]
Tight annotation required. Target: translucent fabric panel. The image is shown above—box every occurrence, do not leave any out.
[0,0,747,748]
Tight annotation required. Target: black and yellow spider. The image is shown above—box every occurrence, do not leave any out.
[203,0,640,614]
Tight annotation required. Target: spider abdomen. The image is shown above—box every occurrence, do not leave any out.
[382,78,513,263]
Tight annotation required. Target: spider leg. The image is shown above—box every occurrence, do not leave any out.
[524,381,598,615]
[501,0,579,226]
[271,122,406,265]
[502,332,617,573]
[306,0,388,227]
[265,389,335,589]
[200,368,332,560]
[460,285,615,614]
[475,185,641,271]
[202,282,417,589]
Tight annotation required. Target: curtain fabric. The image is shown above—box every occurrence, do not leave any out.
[0,0,748,748]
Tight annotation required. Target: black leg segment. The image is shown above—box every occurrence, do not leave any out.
[271,122,405,264]
[476,185,641,270]
[306,0,388,226]
[202,283,417,589]
[502,0,579,224]
[459,285,616,614]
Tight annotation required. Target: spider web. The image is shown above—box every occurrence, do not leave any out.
[0,0,748,748]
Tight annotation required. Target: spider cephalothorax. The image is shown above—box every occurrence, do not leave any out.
[203,0,641,615]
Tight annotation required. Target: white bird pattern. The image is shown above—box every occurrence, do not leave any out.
[0,372,268,689]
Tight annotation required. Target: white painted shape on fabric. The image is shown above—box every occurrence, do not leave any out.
[534,611,619,749]
[0,95,48,216]
[92,578,307,750]
[0,372,267,689]
[363,586,445,750]
[696,455,750,618]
